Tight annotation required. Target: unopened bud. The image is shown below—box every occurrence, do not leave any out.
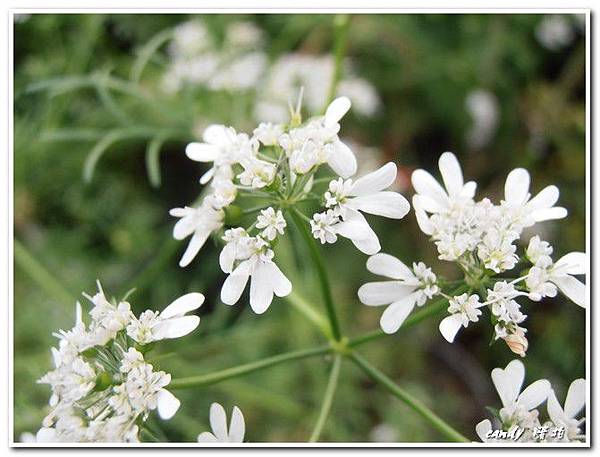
[504,331,529,357]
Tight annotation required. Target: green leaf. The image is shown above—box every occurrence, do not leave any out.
[145,135,167,188]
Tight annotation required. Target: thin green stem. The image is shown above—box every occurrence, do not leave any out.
[169,345,331,390]
[290,208,342,341]
[284,291,331,336]
[350,352,469,443]
[324,14,351,109]
[347,284,469,348]
[309,354,342,442]
[14,238,73,304]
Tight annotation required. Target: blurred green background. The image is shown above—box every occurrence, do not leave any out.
[13,13,586,443]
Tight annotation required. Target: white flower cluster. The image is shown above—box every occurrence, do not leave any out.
[408,152,586,355]
[477,360,586,443]
[162,20,267,93]
[30,283,203,442]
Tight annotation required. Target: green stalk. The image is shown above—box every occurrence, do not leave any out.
[14,238,73,304]
[347,284,469,348]
[350,352,469,443]
[285,291,331,336]
[324,14,351,109]
[309,354,342,442]
[289,208,342,341]
[169,345,331,390]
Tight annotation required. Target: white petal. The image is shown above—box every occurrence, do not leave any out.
[228,406,245,442]
[492,360,525,408]
[504,168,530,205]
[411,169,449,207]
[250,261,274,314]
[555,252,587,275]
[203,124,229,145]
[553,275,586,307]
[412,197,434,235]
[173,216,196,240]
[348,232,381,255]
[438,152,464,197]
[346,192,410,219]
[460,181,477,199]
[335,211,381,255]
[527,185,560,211]
[268,261,292,297]
[546,390,565,425]
[475,419,492,442]
[197,432,219,443]
[380,293,418,334]
[518,379,551,410]
[324,96,351,128]
[209,403,229,442]
[411,194,447,214]
[199,167,215,185]
[327,141,357,178]
[157,389,181,420]
[219,243,237,274]
[531,207,568,222]
[152,315,200,340]
[35,428,57,443]
[349,162,397,196]
[564,378,586,419]
[161,292,204,319]
[358,281,416,306]
[220,261,251,305]
[366,253,414,280]
[179,231,210,267]
[186,143,220,162]
[438,314,464,343]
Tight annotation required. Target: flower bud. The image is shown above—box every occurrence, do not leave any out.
[504,331,529,357]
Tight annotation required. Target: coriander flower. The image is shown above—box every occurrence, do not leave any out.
[197,403,245,443]
[546,379,586,442]
[255,207,286,241]
[185,124,257,184]
[526,251,587,307]
[476,360,551,442]
[220,235,292,314]
[358,254,439,333]
[253,122,284,146]
[501,168,567,228]
[310,208,380,255]
[438,293,486,343]
[526,235,553,265]
[170,201,224,267]
[126,292,203,344]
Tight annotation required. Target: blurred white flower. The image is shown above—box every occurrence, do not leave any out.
[198,403,245,443]
[536,15,576,51]
[465,89,498,149]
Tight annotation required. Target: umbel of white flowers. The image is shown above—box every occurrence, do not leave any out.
[171,96,410,315]
[358,152,586,357]
[476,359,586,443]
[30,282,203,443]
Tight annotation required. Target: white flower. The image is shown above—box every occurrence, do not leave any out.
[536,15,576,51]
[210,178,237,209]
[255,207,286,241]
[310,209,339,244]
[438,293,486,343]
[237,156,276,188]
[411,152,477,233]
[185,124,256,184]
[486,281,527,326]
[337,78,381,117]
[476,360,551,441]
[526,252,587,307]
[170,201,224,267]
[126,293,203,344]
[477,229,519,273]
[358,254,439,333]
[465,89,498,149]
[546,379,586,441]
[501,168,567,228]
[197,403,245,443]
[220,237,292,314]
[526,235,553,265]
[253,122,284,146]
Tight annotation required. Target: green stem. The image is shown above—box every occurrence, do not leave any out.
[309,354,342,442]
[324,14,351,110]
[14,238,73,304]
[350,352,469,443]
[169,345,331,390]
[347,284,469,348]
[289,208,342,341]
[285,291,331,336]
